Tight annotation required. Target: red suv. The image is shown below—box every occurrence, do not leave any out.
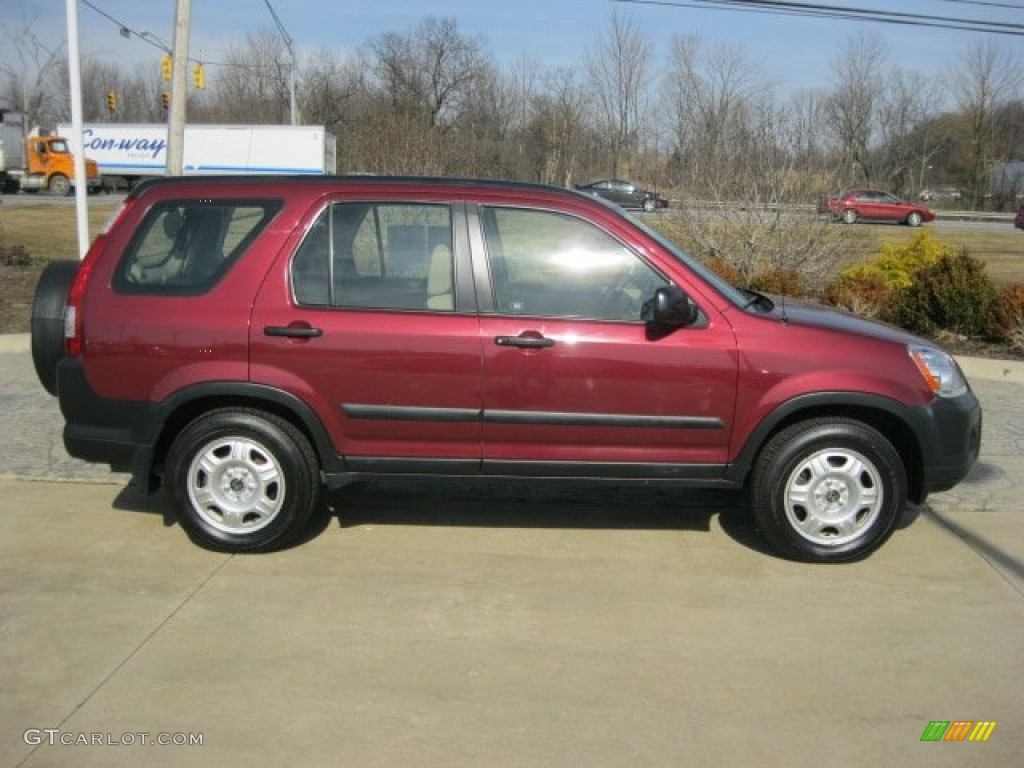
[31,176,981,562]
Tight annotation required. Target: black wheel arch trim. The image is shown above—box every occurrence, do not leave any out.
[57,358,341,492]
[724,391,941,500]
[140,381,344,486]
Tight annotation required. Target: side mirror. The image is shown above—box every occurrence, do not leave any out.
[643,285,699,328]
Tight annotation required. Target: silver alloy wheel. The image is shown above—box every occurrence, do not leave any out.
[907,211,922,227]
[782,447,883,547]
[841,208,857,224]
[186,436,286,534]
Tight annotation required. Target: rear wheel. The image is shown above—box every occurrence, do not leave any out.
[30,260,79,396]
[752,418,906,562]
[166,409,323,552]
[841,208,858,224]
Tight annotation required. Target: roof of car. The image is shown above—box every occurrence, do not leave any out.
[128,174,587,200]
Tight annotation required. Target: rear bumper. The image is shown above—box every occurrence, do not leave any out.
[57,359,150,477]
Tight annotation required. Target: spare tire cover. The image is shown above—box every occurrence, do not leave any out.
[31,260,79,396]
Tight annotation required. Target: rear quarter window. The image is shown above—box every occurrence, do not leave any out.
[112,199,281,295]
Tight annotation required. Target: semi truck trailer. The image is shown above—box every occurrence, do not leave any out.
[57,123,337,189]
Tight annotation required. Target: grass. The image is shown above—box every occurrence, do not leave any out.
[0,199,123,262]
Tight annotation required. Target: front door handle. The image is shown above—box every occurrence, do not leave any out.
[494,333,555,349]
[264,323,323,339]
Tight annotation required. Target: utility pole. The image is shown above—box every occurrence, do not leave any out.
[166,0,192,176]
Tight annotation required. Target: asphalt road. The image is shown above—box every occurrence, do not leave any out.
[2,335,1023,767]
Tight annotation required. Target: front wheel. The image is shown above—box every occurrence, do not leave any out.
[752,418,906,563]
[166,409,322,552]
[642,197,657,213]
[906,211,923,227]
[48,174,71,197]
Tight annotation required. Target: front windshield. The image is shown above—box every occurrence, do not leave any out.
[625,212,750,308]
[48,140,70,153]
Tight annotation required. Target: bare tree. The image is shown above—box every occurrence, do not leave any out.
[876,70,944,196]
[0,10,66,127]
[361,16,489,174]
[299,49,356,131]
[207,30,293,123]
[663,35,760,197]
[523,67,589,186]
[824,32,887,185]
[946,39,1023,208]
[586,10,653,178]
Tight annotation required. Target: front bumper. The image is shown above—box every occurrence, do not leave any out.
[918,389,982,496]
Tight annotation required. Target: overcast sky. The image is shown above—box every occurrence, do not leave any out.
[1,0,1020,98]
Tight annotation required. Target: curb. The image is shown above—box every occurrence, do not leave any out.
[0,333,29,354]
[1,332,1021,383]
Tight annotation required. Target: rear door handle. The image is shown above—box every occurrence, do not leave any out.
[494,334,555,349]
[264,324,323,339]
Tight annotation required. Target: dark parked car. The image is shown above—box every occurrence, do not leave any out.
[30,175,980,562]
[575,179,669,212]
[819,189,935,227]
[1015,205,1024,230]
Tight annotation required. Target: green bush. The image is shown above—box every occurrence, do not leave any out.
[838,231,954,291]
[890,249,1000,338]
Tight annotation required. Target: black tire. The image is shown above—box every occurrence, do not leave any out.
[166,408,323,553]
[751,418,906,563]
[48,174,71,197]
[31,260,79,396]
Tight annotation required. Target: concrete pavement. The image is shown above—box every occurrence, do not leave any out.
[1,334,1022,767]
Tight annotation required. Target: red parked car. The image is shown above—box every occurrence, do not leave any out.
[820,189,935,227]
[30,176,980,562]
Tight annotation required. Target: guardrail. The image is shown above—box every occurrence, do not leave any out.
[668,200,1016,224]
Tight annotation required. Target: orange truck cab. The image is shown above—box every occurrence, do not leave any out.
[21,135,102,196]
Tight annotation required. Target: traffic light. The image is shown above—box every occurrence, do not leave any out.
[161,55,172,81]
[192,63,205,90]
[161,91,170,110]
[106,90,117,112]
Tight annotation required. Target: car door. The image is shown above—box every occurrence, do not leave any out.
[856,191,890,221]
[250,197,484,470]
[473,204,738,476]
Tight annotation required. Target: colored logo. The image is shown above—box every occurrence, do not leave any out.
[920,721,996,742]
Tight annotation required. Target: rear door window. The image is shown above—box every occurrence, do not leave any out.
[292,202,454,312]
[114,199,280,294]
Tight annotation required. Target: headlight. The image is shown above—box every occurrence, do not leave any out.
[908,345,968,398]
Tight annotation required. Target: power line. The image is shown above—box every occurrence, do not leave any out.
[79,0,172,53]
[613,0,1024,36]
[262,0,295,49]
[79,0,226,65]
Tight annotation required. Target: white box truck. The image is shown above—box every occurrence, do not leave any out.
[57,123,337,189]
